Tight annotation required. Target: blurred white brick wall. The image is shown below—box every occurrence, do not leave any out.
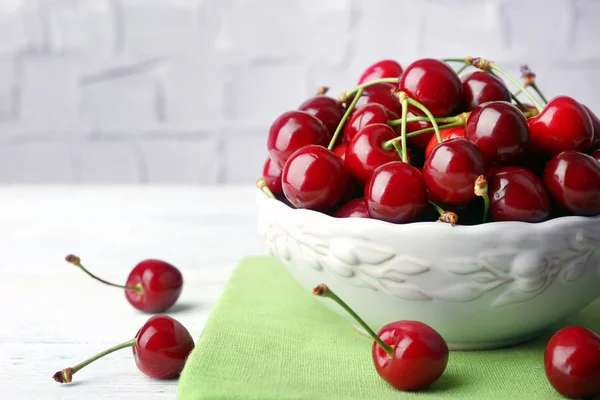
[0,0,598,184]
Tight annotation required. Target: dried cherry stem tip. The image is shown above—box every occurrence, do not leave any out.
[53,338,137,384]
[65,254,142,293]
[428,201,459,226]
[313,284,394,355]
[315,86,329,96]
[256,178,275,199]
[474,175,490,223]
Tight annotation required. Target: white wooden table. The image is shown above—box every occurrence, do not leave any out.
[0,185,265,399]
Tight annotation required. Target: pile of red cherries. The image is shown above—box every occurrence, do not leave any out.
[261,57,600,225]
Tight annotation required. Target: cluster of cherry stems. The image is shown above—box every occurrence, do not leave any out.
[259,56,600,398]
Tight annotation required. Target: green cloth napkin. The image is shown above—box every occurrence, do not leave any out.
[177,256,600,400]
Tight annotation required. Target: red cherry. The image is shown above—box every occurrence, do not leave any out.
[373,321,449,391]
[267,110,330,169]
[332,143,347,161]
[365,161,428,223]
[343,103,397,144]
[262,157,283,196]
[590,148,600,163]
[424,126,466,158]
[461,71,511,111]
[488,166,550,222]
[542,150,600,216]
[333,198,370,218]
[133,315,195,379]
[423,138,487,205]
[53,315,194,383]
[358,59,403,85]
[399,58,462,117]
[517,103,538,113]
[583,104,600,149]
[353,83,402,116]
[313,285,448,391]
[544,326,600,399]
[345,123,401,185]
[282,145,348,211]
[465,101,530,164]
[298,95,345,137]
[406,115,434,150]
[65,255,182,313]
[528,96,593,157]
[125,260,184,313]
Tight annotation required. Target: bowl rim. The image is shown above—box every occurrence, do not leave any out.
[256,189,600,232]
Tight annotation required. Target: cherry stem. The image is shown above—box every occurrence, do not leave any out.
[530,83,548,104]
[429,201,459,226]
[399,97,409,163]
[344,77,398,98]
[328,87,363,150]
[391,140,404,160]
[388,115,459,127]
[489,64,543,112]
[428,201,445,216]
[65,255,142,293]
[383,121,463,150]
[53,338,137,383]
[406,98,441,143]
[474,175,490,223]
[455,64,469,75]
[313,284,393,356]
[256,178,275,199]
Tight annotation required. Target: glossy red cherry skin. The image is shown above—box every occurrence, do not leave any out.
[125,260,183,313]
[461,71,511,111]
[282,145,348,211]
[333,198,370,218]
[332,143,347,161]
[405,115,434,150]
[343,103,398,144]
[583,104,600,149]
[423,138,487,205]
[590,148,600,163]
[399,58,462,117]
[465,101,530,164]
[133,315,195,379]
[345,123,401,185]
[365,162,428,223]
[358,59,403,85]
[489,166,550,222]
[543,150,600,216]
[354,84,402,116]
[528,96,593,157]
[262,157,283,196]
[372,321,449,391]
[544,326,600,399]
[267,110,330,169]
[425,126,466,158]
[298,95,345,137]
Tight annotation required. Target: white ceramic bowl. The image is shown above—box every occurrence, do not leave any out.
[256,190,600,350]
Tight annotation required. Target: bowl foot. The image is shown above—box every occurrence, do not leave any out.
[351,324,541,351]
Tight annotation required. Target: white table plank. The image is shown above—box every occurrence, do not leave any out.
[0,185,266,399]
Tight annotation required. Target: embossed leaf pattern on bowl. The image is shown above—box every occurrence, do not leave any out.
[258,214,600,308]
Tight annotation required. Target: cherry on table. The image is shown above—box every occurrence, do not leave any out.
[53,315,194,383]
[544,326,600,399]
[465,101,530,164]
[343,103,398,144]
[313,284,448,391]
[399,58,462,117]
[282,144,348,211]
[262,157,283,196]
[358,59,403,85]
[424,126,465,158]
[460,71,511,111]
[542,150,600,216]
[345,123,402,185]
[65,255,183,313]
[333,198,371,219]
[528,96,593,157]
[365,161,428,223]
[298,93,346,137]
[267,110,330,169]
[488,166,551,222]
[423,138,487,205]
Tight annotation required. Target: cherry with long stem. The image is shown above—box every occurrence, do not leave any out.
[328,88,364,150]
[66,255,141,293]
[474,175,490,223]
